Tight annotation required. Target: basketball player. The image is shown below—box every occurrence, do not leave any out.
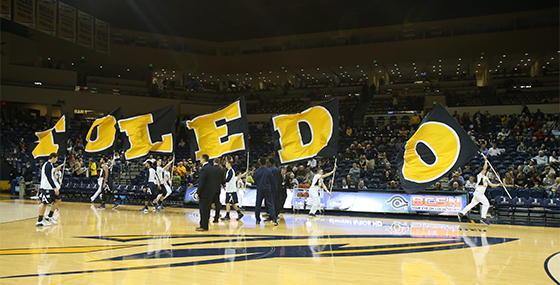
[140,160,160,213]
[36,153,62,226]
[457,156,502,225]
[155,157,175,210]
[96,157,119,210]
[221,160,246,221]
[308,168,335,217]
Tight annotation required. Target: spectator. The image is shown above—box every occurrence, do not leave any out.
[465,176,476,190]
[447,174,464,189]
[451,181,462,191]
[549,151,559,167]
[343,148,353,160]
[410,111,421,127]
[488,143,501,156]
[515,173,529,187]
[174,162,187,177]
[533,151,548,166]
[296,165,306,178]
[346,126,353,136]
[88,158,97,178]
[23,162,33,183]
[434,182,442,190]
[388,180,398,190]
[530,173,543,187]
[340,179,349,189]
[357,180,367,190]
[346,174,357,188]
[289,173,298,189]
[307,157,317,168]
[358,155,367,169]
[304,167,315,182]
[548,177,560,198]
[503,172,515,187]
[516,142,527,152]
[178,139,186,148]
[543,172,555,187]
[479,144,489,157]
[348,163,361,182]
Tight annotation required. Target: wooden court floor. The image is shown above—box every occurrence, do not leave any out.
[0,199,559,284]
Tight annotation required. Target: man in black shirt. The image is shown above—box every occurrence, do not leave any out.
[253,158,278,226]
[195,154,223,231]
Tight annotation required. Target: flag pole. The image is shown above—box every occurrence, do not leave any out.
[480,152,512,199]
[329,157,338,193]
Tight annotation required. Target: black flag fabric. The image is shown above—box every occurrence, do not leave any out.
[32,114,68,159]
[117,105,175,160]
[185,97,249,160]
[271,98,339,164]
[85,107,123,155]
[396,104,479,193]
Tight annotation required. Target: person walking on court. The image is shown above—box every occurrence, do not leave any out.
[139,160,160,213]
[220,160,245,221]
[96,157,118,210]
[268,158,282,220]
[308,168,335,217]
[36,153,63,226]
[253,158,278,226]
[195,154,223,231]
[457,156,502,225]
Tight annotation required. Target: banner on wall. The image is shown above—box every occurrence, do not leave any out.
[94,18,110,54]
[36,0,57,36]
[1,0,11,20]
[57,1,75,42]
[13,0,35,28]
[77,10,93,48]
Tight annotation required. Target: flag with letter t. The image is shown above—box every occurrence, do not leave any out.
[185,97,249,161]
[117,105,175,160]
[32,114,68,158]
[272,98,339,164]
[85,107,123,155]
[396,104,479,193]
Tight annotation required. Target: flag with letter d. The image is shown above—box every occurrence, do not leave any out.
[272,98,339,164]
[185,97,249,161]
[396,104,478,193]
[118,105,175,160]
[85,107,123,155]
[32,115,68,158]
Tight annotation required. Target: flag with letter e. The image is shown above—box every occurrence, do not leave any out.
[396,104,478,193]
[85,107,123,155]
[272,98,339,164]
[117,105,175,160]
[185,97,249,160]
[32,115,68,158]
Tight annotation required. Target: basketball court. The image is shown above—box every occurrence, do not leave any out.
[0,198,558,284]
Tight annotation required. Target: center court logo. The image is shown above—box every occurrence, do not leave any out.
[386,195,410,209]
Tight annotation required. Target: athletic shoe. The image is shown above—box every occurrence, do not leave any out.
[272,220,279,226]
[97,206,106,210]
[140,207,148,213]
[457,213,463,222]
[112,204,120,210]
[479,218,489,225]
[36,220,51,227]
[44,217,57,225]
[256,219,261,224]
[237,212,244,220]
[220,215,230,221]
[308,213,316,217]
[264,217,274,222]
[153,207,159,213]
[158,205,165,211]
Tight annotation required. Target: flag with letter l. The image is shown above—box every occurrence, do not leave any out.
[117,105,175,160]
[272,98,339,164]
[85,107,122,155]
[185,97,249,161]
[32,115,68,158]
[396,104,478,193]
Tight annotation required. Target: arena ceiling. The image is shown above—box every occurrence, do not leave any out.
[62,0,558,42]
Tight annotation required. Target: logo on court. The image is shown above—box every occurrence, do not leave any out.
[386,195,409,209]
[0,234,517,280]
